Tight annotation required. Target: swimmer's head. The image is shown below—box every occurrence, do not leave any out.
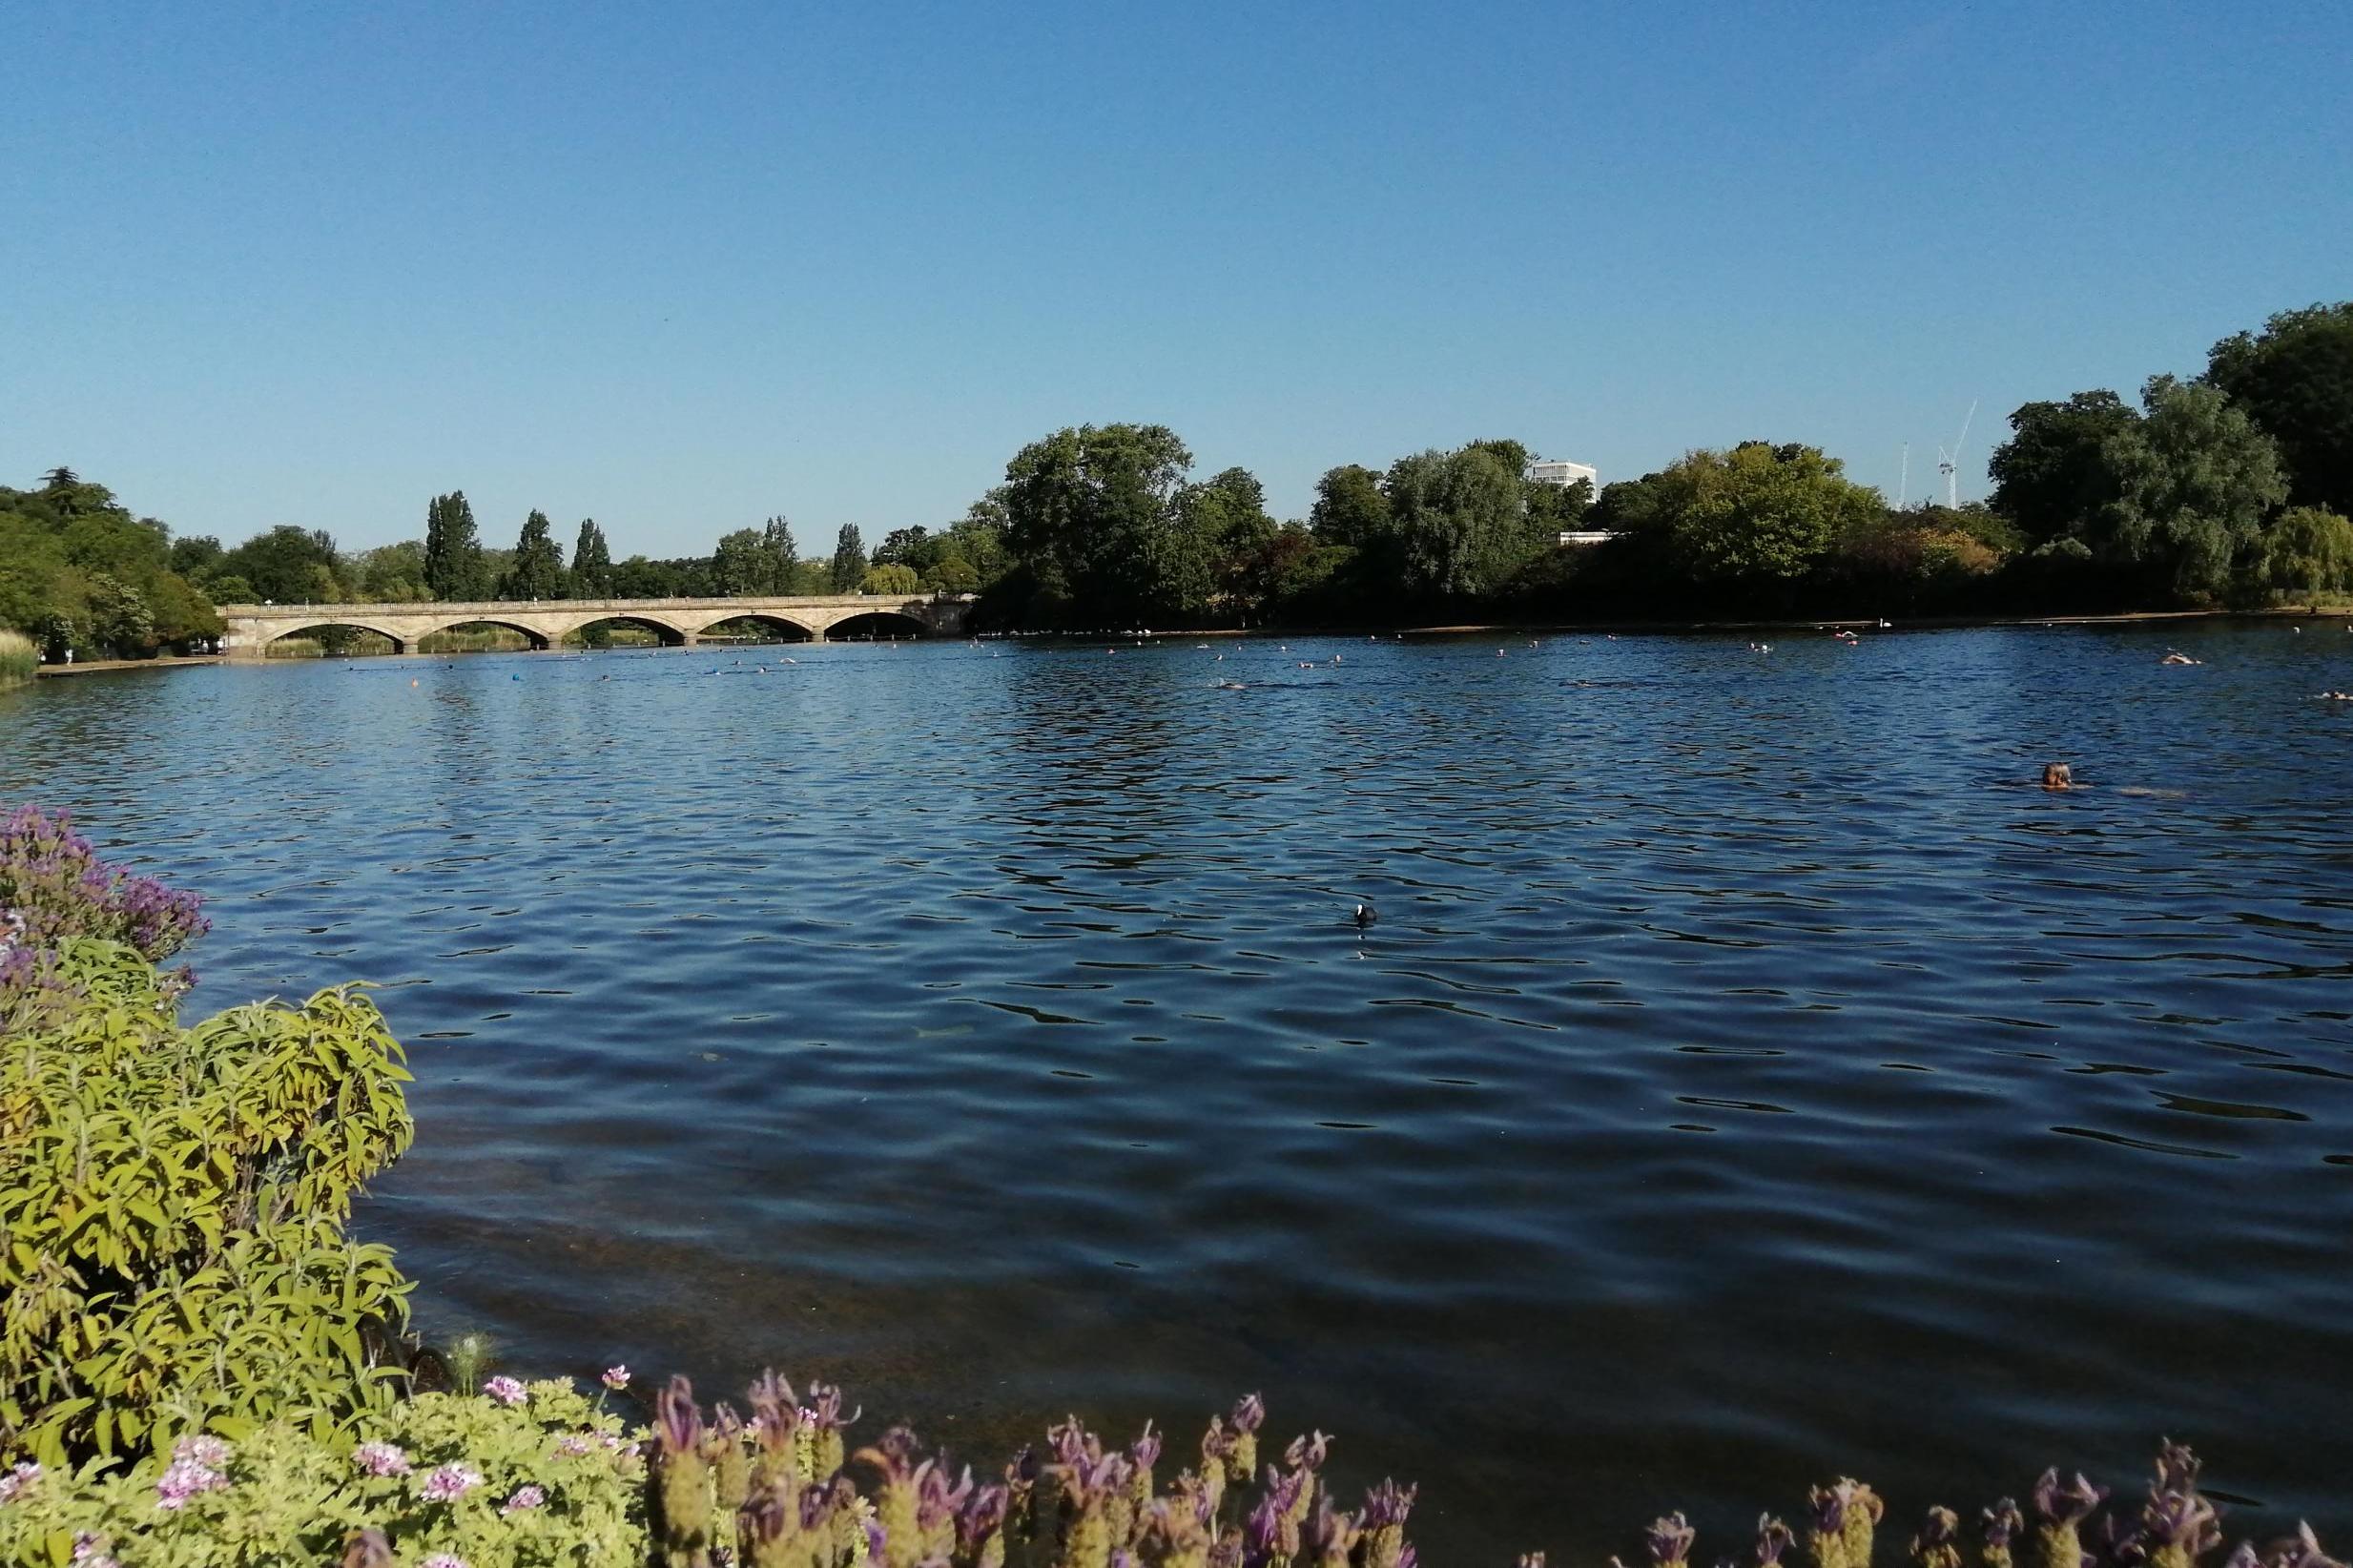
[2042,762,2074,791]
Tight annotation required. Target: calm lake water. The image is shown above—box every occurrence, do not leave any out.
[6,623,2352,1559]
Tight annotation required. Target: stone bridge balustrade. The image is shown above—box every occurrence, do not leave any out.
[216,594,975,659]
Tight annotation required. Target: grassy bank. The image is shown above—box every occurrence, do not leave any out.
[0,631,33,689]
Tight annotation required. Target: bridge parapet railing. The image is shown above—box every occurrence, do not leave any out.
[217,594,978,616]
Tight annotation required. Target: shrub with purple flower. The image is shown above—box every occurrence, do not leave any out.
[420,1463,485,1503]
[484,1374,528,1407]
[353,1442,412,1477]
[0,803,208,961]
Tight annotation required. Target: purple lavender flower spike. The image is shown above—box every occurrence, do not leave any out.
[1131,1420,1162,1472]
[1363,1478,1417,1531]
[1049,1415,1098,1470]
[1232,1393,1267,1434]
[1646,1515,1699,1568]
[1813,1488,1850,1536]
[2143,1492,2219,1554]
[805,1380,857,1430]
[1398,1546,1418,1568]
[2220,1546,2259,1568]
[1988,1503,2027,1552]
[656,1374,703,1456]
[958,1483,1010,1551]
[1311,1497,1363,1560]
[2155,1444,2201,1496]
[2035,1472,2109,1528]
[1759,1516,1796,1566]
[1284,1432,1331,1472]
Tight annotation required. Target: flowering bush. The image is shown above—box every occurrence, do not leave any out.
[0,804,208,1031]
[0,804,206,962]
[0,1381,643,1567]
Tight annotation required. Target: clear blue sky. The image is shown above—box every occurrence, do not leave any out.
[5,1,2348,558]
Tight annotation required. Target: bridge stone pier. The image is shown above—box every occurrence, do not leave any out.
[217,593,975,659]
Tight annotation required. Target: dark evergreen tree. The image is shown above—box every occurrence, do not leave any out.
[423,492,487,601]
[761,516,797,589]
[500,509,566,600]
[829,524,867,591]
[570,519,613,598]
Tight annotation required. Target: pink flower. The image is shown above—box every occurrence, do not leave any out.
[173,1435,232,1469]
[71,1534,118,1568]
[0,1461,38,1503]
[484,1375,528,1406]
[155,1458,228,1511]
[353,1442,412,1476]
[555,1435,593,1457]
[602,1365,630,1391]
[420,1463,485,1502]
[422,1557,472,1568]
[502,1484,547,1516]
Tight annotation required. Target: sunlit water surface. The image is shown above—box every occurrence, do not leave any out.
[5,623,2352,1560]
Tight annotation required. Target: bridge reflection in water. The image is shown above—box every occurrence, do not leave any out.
[217,593,975,657]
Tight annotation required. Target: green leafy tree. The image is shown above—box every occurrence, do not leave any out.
[422,491,488,601]
[874,526,934,570]
[1619,442,1883,586]
[609,555,683,597]
[2205,302,2353,516]
[711,528,770,596]
[1186,466,1278,617]
[1308,464,1390,549]
[1379,444,1531,600]
[1987,390,2141,545]
[169,534,224,578]
[2091,375,2287,601]
[2260,506,2353,602]
[939,494,1010,589]
[1001,423,1206,626]
[859,562,921,594]
[215,526,346,604]
[829,524,868,592]
[352,541,431,602]
[84,572,155,657]
[923,556,980,593]
[571,519,614,598]
[499,510,566,600]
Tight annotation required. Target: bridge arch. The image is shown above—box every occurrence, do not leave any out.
[553,612,692,649]
[824,609,930,640]
[260,619,411,655]
[696,611,816,643]
[417,616,556,651]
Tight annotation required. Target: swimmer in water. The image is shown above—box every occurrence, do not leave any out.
[2042,762,2075,791]
[2160,650,2201,666]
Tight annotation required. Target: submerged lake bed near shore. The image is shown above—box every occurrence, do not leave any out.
[4,621,2351,1561]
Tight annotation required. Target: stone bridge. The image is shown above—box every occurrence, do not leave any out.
[217,594,975,658]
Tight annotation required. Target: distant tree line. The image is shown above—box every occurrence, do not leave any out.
[976,300,2353,629]
[7,300,2345,657]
